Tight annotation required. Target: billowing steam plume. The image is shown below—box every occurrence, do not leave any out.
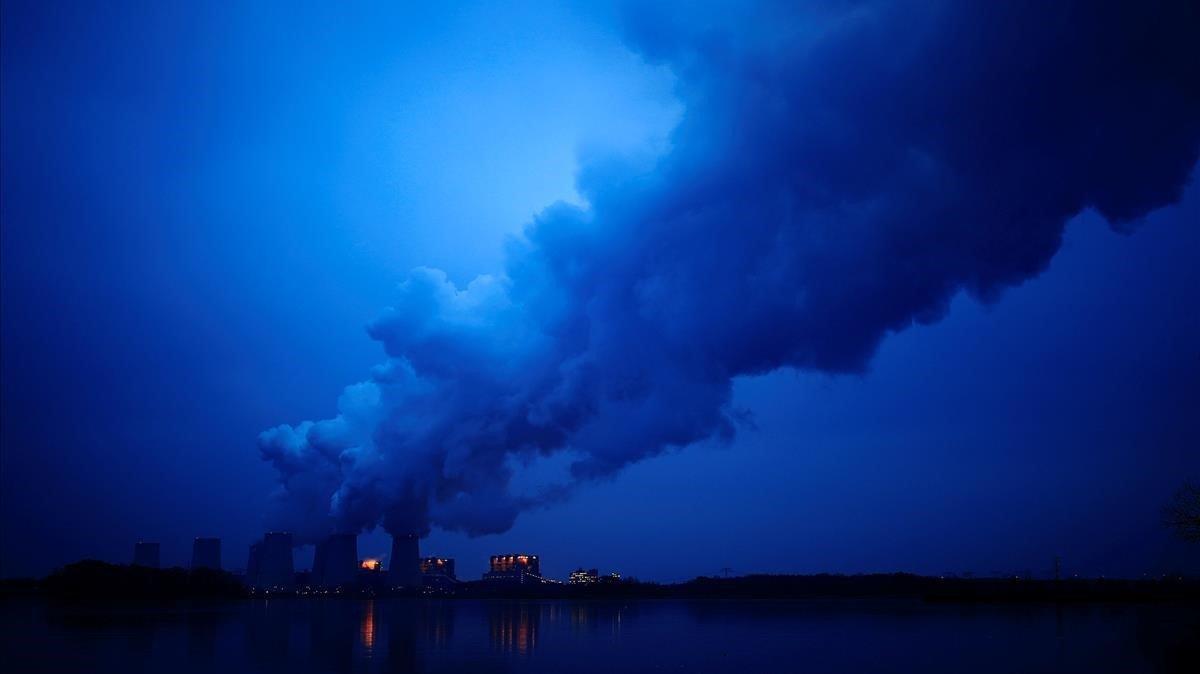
[260,1,1200,542]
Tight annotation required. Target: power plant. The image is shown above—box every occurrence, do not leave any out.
[388,533,421,588]
[420,556,456,580]
[569,568,599,585]
[247,532,295,589]
[132,541,160,568]
[241,532,420,591]
[484,554,541,583]
[125,531,591,594]
[312,533,358,588]
[191,537,221,570]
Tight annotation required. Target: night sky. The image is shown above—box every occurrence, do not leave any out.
[2,1,1198,582]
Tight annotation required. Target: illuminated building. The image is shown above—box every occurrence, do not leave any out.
[489,554,540,575]
[133,541,160,568]
[569,568,599,585]
[483,554,541,583]
[355,556,388,593]
[388,534,421,588]
[313,533,358,587]
[419,556,456,580]
[191,537,221,571]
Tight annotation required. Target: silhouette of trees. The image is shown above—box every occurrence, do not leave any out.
[1164,482,1200,542]
[42,560,246,599]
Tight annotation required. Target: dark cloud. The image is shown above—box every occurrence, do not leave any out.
[259,0,1200,541]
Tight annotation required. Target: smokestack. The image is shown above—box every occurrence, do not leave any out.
[388,534,420,588]
[133,541,160,568]
[253,532,295,589]
[191,537,221,571]
[313,533,358,588]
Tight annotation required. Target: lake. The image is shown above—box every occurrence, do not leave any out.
[2,598,1196,672]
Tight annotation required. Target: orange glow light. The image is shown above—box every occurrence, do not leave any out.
[360,600,376,651]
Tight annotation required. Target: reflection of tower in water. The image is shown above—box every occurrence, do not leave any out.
[308,601,356,673]
[385,600,421,673]
[245,601,291,669]
[489,604,540,656]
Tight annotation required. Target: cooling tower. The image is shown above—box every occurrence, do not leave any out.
[311,539,325,584]
[388,533,420,587]
[246,542,261,586]
[254,532,295,589]
[133,541,160,568]
[313,533,358,587]
[191,537,221,570]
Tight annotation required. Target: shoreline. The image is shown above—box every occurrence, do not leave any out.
[5,563,1197,605]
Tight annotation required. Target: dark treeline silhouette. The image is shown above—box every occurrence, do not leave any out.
[7,563,1198,604]
[455,574,1199,603]
[674,574,1200,604]
[35,560,246,599]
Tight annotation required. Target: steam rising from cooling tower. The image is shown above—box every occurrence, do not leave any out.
[258,1,1200,543]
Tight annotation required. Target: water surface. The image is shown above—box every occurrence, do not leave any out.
[2,598,1195,672]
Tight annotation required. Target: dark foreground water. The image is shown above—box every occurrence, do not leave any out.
[2,598,1197,673]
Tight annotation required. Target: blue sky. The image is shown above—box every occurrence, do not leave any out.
[2,1,1197,580]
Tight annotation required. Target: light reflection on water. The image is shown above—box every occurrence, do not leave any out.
[359,599,375,656]
[1,598,1196,673]
[490,602,538,655]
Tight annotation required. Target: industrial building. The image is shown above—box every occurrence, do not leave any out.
[569,568,599,585]
[133,541,160,568]
[484,554,542,583]
[356,557,388,593]
[388,533,421,588]
[420,556,456,580]
[191,537,221,570]
[312,533,358,588]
